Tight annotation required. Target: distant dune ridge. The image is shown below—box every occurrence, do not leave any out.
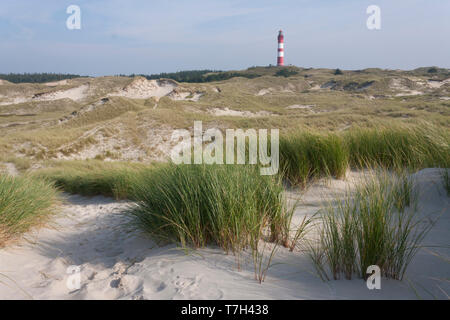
[0,66,448,163]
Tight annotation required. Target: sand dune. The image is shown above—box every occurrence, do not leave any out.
[33,84,89,102]
[109,77,177,100]
[0,168,448,300]
[0,84,89,106]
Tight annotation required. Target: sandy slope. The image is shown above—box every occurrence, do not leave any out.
[0,85,89,106]
[108,78,177,100]
[0,169,448,300]
[33,84,89,102]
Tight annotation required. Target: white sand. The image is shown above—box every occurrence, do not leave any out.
[256,88,272,96]
[33,85,89,102]
[0,168,448,300]
[390,78,424,96]
[0,85,89,106]
[209,107,274,118]
[109,77,177,100]
[286,105,315,110]
[395,90,423,97]
[167,90,203,102]
[427,79,450,89]
[3,163,19,176]
[45,80,69,87]
[0,97,28,106]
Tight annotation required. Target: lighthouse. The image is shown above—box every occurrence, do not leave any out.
[277,30,284,66]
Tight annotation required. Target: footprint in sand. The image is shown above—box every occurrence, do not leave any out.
[144,277,168,293]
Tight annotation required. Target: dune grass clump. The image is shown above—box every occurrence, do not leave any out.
[345,124,450,170]
[310,170,431,281]
[279,132,348,187]
[127,164,292,253]
[33,160,157,199]
[0,174,58,246]
[279,123,449,186]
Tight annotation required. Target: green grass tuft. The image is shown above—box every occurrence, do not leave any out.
[311,169,431,281]
[279,132,348,187]
[33,160,158,199]
[0,174,58,246]
[126,164,292,253]
[279,123,449,186]
[345,124,449,170]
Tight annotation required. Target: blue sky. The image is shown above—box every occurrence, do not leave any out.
[0,0,449,75]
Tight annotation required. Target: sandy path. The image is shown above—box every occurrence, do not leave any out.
[0,169,448,300]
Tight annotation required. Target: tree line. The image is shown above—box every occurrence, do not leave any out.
[1,67,299,84]
[122,70,264,83]
[0,73,83,84]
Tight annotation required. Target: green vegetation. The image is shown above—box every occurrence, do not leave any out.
[31,125,449,196]
[280,132,348,187]
[0,174,58,246]
[202,71,261,82]
[345,124,449,170]
[124,70,219,83]
[275,68,299,77]
[1,157,31,172]
[0,73,83,84]
[33,160,157,199]
[279,124,449,186]
[126,66,304,83]
[310,170,430,281]
[1,66,449,163]
[126,69,262,83]
[0,66,448,286]
[126,164,292,252]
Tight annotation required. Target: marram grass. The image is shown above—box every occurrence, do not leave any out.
[0,174,58,246]
[33,160,158,199]
[126,164,293,253]
[310,169,432,281]
[279,123,449,186]
[279,131,348,187]
[345,123,449,170]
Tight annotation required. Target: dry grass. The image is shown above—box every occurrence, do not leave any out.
[0,68,448,163]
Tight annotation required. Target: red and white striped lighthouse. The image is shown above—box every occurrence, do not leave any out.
[277,30,284,66]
